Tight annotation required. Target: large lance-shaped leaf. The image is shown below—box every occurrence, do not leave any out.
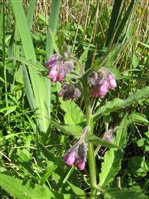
[0,173,57,199]
[99,113,148,187]
[51,120,84,138]
[93,86,149,121]
[104,188,148,199]
[60,100,86,125]
[99,115,128,187]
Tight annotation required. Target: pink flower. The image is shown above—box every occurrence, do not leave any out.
[88,68,117,98]
[75,159,85,170]
[45,54,58,68]
[108,74,117,89]
[45,54,74,82]
[64,151,76,165]
[63,142,87,170]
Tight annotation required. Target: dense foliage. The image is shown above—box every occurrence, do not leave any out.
[0,0,149,198]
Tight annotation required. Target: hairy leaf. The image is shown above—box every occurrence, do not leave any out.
[51,120,84,138]
[0,173,56,199]
[93,86,149,121]
[60,100,86,125]
[68,182,85,198]
[104,188,148,199]
[99,115,128,187]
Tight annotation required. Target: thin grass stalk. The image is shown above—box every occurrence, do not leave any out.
[27,0,36,29]
[106,0,123,46]
[45,0,61,121]
[2,1,7,107]
[46,0,61,59]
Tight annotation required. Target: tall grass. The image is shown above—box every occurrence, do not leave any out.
[0,0,148,198]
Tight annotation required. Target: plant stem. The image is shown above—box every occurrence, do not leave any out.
[82,77,97,199]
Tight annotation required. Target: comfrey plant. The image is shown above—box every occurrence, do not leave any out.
[45,48,117,197]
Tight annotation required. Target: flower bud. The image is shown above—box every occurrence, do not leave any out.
[59,84,81,101]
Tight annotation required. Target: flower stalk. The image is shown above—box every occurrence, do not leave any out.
[82,77,97,198]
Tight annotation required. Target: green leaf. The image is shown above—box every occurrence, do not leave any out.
[127,112,148,124]
[38,143,64,171]
[68,182,85,198]
[7,57,46,72]
[127,156,148,177]
[40,163,58,185]
[0,106,17,114]
[99,112,148,187]
[99,116,128,187]
[60,100,86,125]
[26,0,36,29]
[51,120,84,138]
[93,86,149,121]
[10,0,51,132]
[106,0,123,46]
[104,188,148,199]
[99,149,123,187]
[0,173,56,199]
[46,0,61,58]
[93,44,122,71]
[113,0,135,43]
[86,135,119,149]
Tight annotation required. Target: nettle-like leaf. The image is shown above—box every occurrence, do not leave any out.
[99,115,128,187]
[60,100,86,125]
[68,182,85,198]
[51,120,85,138]
[98,112,148,187]
[0,172,58,199]
[104,188,148,199]
[93,86,149,121]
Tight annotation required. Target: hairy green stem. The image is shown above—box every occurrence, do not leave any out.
[82,77,97,199]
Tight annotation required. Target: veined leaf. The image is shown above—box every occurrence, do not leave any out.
[104,188,148,199]
[99,112,148,187]
[93,86,149,121]
[60,100,86,125]
[51,120,84,138]
[68,182,85,198]
[0,173,56,199]
[99,115,128,187]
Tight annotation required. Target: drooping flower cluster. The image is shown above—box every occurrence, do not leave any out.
[88,67,117,98]
[45,54,74,82]
[64,141,88,170]
[59,84,81,101]
[63,127,89,170]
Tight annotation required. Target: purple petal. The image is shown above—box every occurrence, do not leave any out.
[108,74,117,89]
[64,151,76,166]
